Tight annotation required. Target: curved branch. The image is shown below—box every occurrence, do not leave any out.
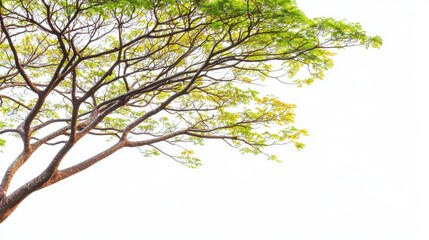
[0,11,39,94]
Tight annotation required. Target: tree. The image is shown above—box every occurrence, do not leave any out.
[0,0,381,223]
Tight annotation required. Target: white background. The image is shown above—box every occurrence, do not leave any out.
[0,0,427,239]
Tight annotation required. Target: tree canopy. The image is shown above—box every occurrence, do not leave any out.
[0,0,381,222]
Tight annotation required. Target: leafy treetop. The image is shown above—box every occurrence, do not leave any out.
[0,0,381,222]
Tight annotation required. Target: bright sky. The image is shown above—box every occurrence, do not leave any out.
[0,0,427,239]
